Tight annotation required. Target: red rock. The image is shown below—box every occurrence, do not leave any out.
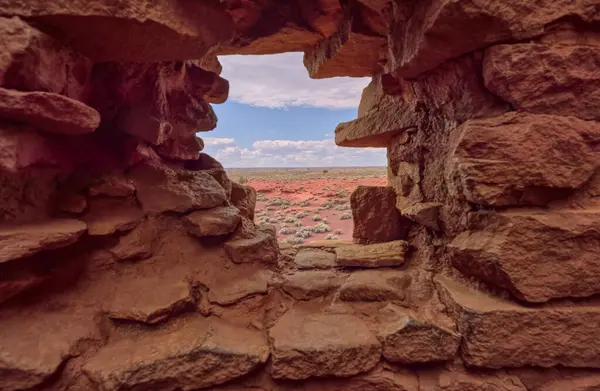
[0,1,234,62]
[337,55,505,148]
[281,270,344,300]
[436,276,600,368]
[450,209,600,303]
[0,274,46,304]
[224,233,279,264]
[447,112,600,206]
[294,248,337,269]
[105,276,194,324]
[0,87,100,134]
[154,133,204,161]
[419,367,527,391]
[83,317,269,390]
[351,186,408,244]
[184,206,241,237]
[0,309,101,390]
[207,270,269,305]
[88,175,135,197]
[339,269,410,302]
[269,308,381,379]
[299,0,343,38]
[0,16,92,100]
[0,219,86,263]
[82,198,144,236]
[230,182,257,220]
[108,218,159,262]
[484,43,600,121]
[388,0,600,78]
[377,308,460,364]
[401,202,441,231]
[335,241,407,268]
[130,162,227,214]
[304,14,386,79]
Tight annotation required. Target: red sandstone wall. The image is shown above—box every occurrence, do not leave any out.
[0,1,599,390]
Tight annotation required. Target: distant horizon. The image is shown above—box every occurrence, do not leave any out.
[225,166,386,171]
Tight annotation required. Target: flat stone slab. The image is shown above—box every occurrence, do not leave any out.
[105,276,194,324]
[0,87,100,134]
[83,317,269,390]
[224,233,279,264]
[207,270,269,305]
[83,198,144,236]
[269,308,381,379]
[0,309,100,390]
[450,209,600,303]
[130,163,227,214]
[294,249,337,269]
[282,270,344,300]
[377,306,460,364]
[339,270,410,302]
[436,276,600,368]
[0,219,87,263]
[184,205,241,237]
[336,241,408,268]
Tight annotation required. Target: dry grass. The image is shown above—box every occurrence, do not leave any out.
[228,167,386,181]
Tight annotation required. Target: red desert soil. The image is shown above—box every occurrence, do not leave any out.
[227,167,387,244]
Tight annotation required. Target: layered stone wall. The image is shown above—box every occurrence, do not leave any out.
[0,0,600,390]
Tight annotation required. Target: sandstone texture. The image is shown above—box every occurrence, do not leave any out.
[437,276,600,368]
[447,112,600,206]
[0,219,86,263]
[294,248,337,269]
[450,209,600,303]
[282,270,344,300]
[335,241,407,268]
[224,233,279,264]
[83,317,269,390]
[339,269,410,302]
[2,0,600,390]
[269,308,382,379]
[351,186,408,243]
[184,205,241,237]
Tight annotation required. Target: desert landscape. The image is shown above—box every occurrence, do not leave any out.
[227,167,386,243]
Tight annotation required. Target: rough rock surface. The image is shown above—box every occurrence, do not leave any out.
[304,14,386,78]
[131,163,227,214]
[269,308,382,379]
[294,248,337,269]
[230,182,257,220]
[0,310,100,391]
[207,270,269,305]
[351,186,408,244]
[2,1,600,389]
[224,233,279,264]
[0,87,100,134]
[450,209,600,303]
[447,112,600,206]
[377,310,460,364]
[339,270,410,302]
[0,219,86,263]
[0,16,92,99]
[282,270,344,300]
[437,276,600,368]
[83,317,269,390]
[484,43,600,121]
[105,276,194,324]
[184,206,241,237]
[83,198,144,236]
[336,241,407,268]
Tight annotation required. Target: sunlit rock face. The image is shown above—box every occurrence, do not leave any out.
[1,1,600,390]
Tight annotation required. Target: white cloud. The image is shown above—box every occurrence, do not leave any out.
[202,138,386,168]
[202,137,236,145]
[219,53,369,109]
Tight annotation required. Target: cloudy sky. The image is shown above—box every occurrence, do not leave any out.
[200,53,386,168]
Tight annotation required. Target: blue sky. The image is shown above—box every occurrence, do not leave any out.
[200,53,387,168]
